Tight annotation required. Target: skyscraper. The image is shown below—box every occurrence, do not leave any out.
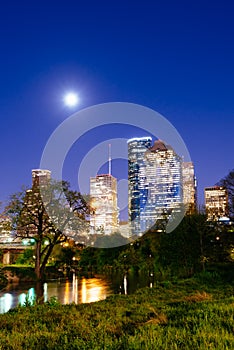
[90,174,119,234]
[128,137,152,235]
[205,186,229,221]
[182,162,197,214]
[128,138,183,236]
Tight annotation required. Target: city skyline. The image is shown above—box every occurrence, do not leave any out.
[28,136,198,236]
[12,154,229,239]
[0,131,231,221]
[0,1,233,211]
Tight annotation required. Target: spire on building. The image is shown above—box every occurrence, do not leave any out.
[108,143,111,175]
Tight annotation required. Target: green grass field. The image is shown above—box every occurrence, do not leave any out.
[0,276,233,349]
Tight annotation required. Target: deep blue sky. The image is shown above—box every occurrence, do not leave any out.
[0,0,234,213]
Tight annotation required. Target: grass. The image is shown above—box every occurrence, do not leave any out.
[0,277,233,349]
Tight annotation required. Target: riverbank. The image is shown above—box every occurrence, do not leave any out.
[0,272,7,290]
[0,265,65,286]
[0,275,233,349]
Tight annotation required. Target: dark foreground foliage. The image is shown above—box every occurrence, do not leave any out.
[0,278,233,350]
[0,271,7,290]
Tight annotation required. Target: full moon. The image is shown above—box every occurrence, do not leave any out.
[64,92,79,107]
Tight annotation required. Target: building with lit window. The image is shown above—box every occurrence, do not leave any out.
[90,174,119,234]
[128,138,183,236]
[0,215,12,243]
[32,169,51,187]
[128,137,152,235]
[182,162,197,214]
[205,186,228,221]
[19,169,52,237]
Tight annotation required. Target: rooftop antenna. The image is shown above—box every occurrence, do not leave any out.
[108,143,111,175]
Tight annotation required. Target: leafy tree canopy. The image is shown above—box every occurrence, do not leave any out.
[4,179,90,280]
[216,169,234,218]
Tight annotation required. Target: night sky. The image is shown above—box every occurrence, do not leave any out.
[0,0,234,215]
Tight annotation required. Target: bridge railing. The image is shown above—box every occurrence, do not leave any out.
[0,242,31,249]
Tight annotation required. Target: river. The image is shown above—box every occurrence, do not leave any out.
[0,272,154,314]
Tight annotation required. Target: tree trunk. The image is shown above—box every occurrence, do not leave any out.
[35,240,42,280]
[39,244,54,281]
[199,229,205,272]
[35,281,44,304]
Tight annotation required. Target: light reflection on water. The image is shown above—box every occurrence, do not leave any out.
[0,293,13,314]
[0,275,112,314]
[0,272,155,314]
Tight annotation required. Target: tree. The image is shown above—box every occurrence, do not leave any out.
[78,246,98,272]
[52,245,77,270]
[205,221,234,263]
[15,248,35,265]
[5,180,89,280]
[158,214,212,276]
[93,232,129,248]
[216,169,234,219]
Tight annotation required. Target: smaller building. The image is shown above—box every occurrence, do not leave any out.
[205,186,229,221]
[32,169,51,187]
[0,215,12,243]
[90,174,119,234]
[182,162,197,214]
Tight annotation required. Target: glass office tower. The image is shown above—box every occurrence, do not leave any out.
[128,137,152,235]
[128,138,183,236]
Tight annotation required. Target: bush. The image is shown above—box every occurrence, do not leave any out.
[194,271,221,284]
[15,249,34,265]
[0,269,8,289]
[2,266,36,282]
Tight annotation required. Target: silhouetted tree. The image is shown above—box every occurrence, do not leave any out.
[216,169,234,218]
[158,214,212,276]
[5,180,89,280]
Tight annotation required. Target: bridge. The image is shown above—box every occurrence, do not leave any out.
[0,243,32,265]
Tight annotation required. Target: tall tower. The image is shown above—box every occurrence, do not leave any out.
[205,186,228,221]
[182,162,197,214]
[90,144,119,234]
[89,146,118,235]
[90,174,118,234]
[128,138,183,236]
[144,140,183,230]
[128,137,152,235]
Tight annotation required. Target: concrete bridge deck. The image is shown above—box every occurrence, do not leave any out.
[0,243,32,264]
[0,243,29,250]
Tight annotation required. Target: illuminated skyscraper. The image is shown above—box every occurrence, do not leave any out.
[128,137,152,235]
[144,140,183,230]
[205,186,228,221]
[182,162,197,214]
[128,138,183,236]
[90,174,119,234]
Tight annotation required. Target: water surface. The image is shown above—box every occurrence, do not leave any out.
[0,272,155,314]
